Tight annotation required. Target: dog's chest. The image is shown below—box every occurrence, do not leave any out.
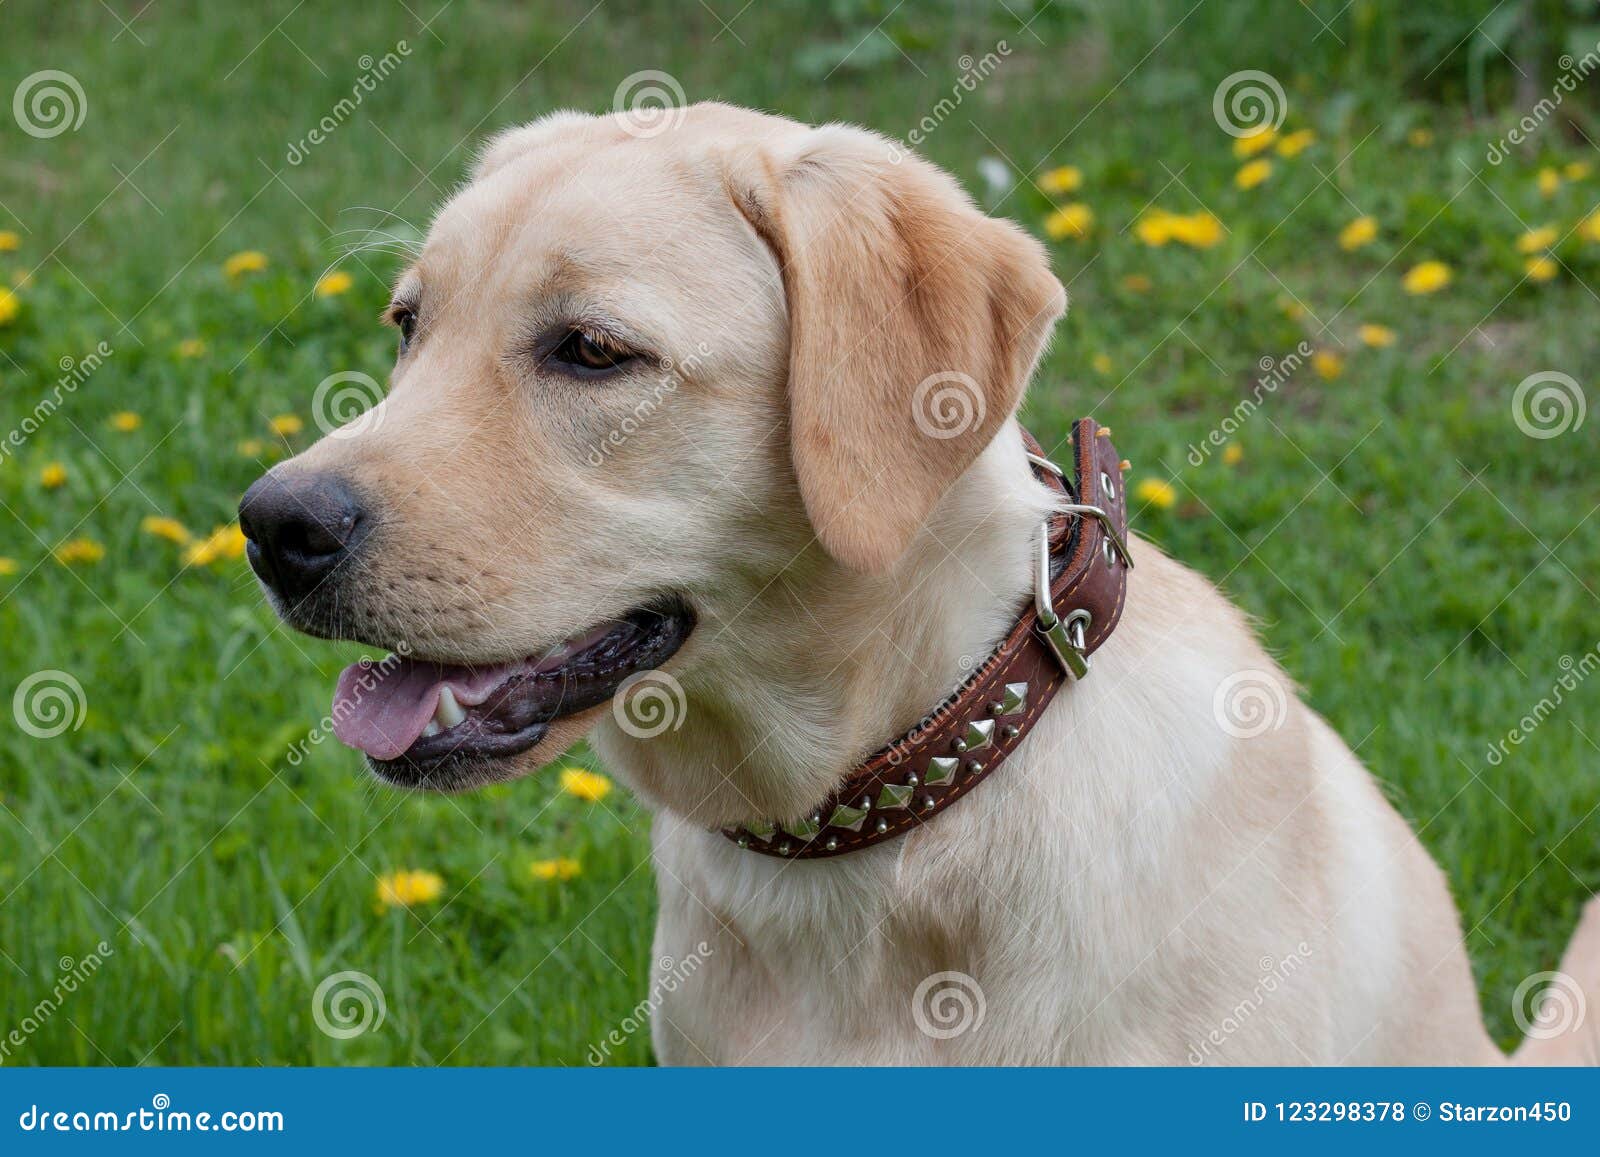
[644,823,1131,1064]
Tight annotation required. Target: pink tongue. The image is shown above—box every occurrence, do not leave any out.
[331,656,514,760]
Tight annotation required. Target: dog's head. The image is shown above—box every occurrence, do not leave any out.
[240,103,1063,794]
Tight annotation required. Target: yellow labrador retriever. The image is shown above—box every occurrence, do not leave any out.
[240,102,1599,1065]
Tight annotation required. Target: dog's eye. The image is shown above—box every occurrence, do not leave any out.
[391,308,418,353]
[549,330,633,374]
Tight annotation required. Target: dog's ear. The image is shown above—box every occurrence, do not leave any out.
[730,125,1066,573]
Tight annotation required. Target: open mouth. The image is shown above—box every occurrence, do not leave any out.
[330,598,694,785]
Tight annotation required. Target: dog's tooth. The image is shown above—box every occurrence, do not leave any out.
[421,720,442,738]
[435,686,467,728]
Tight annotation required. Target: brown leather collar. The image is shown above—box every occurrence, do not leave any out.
[723,418,1131,858]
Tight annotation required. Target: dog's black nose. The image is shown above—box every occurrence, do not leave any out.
[239,471,366,603]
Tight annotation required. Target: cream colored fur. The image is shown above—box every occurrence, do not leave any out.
[276,102,1600,1064]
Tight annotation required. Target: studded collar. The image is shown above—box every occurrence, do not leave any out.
[722,418,1132,859]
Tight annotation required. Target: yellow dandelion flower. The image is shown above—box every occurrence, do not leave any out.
[40,461,67,489]
[1581,211,1600,244]
[1091,353,1113,375]
[182,523,247,567]
[1221,442,1244,467]
[1402,260,1452,295]
[223,250,268,279]
[1516,225,1558,254]
[530,858,582,881]
[1044,203,1094,241]
[1133,209,1225,250]
[1407,128,1432,147]
[238,438,266,457]
[1524,255,1558,282]
[1277,296,1306,321]
[1134,478,1176,510]
[54,538,105,566]
[1358,324,1397,348]
[560,767,612,802]
[0,288,20,326]
[375,869,445,910]
[1232,126,1278,158]
[1120,273,1152,293]
[176,338,207,359]
[0,557,17,576]
[1037,165,1083,195]
[1338,215,1378,251]
[269,413,303,437]
[110,411,142,432]
[0,231,19,252]
[141,515,191,545]
[1312,350,1344,380]
[1537,167,1561,197]
[1275,129,1315,157]
[1135,210,1176,246]
[315,270,354,297]
[1168,211,1224,249]
[1235,159,1273,190]
[1563,161,1590,181]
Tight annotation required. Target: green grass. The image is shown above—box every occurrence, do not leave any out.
[1,0,1598,1064]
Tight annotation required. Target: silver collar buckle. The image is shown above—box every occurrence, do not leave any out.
[1029,450,1133,680]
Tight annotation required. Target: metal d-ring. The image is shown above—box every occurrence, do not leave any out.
[1035,520,1093,679]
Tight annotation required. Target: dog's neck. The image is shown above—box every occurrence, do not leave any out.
[592,422,1054,829]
